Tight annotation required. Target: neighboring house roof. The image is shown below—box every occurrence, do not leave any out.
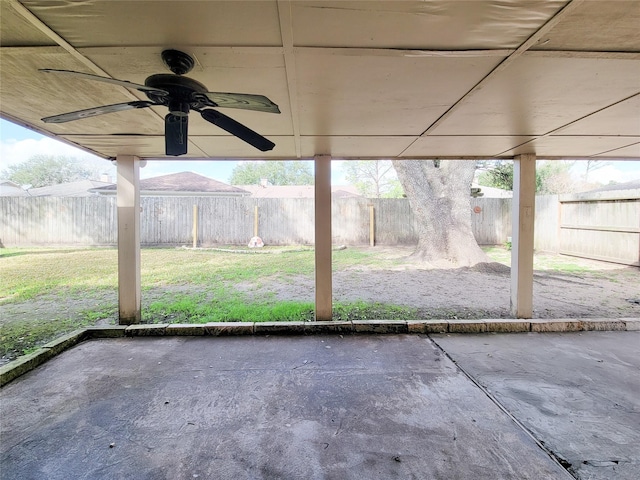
[331,187,362,199]
[583,179,640,194]
[28,180,113,197]
[238,184,361,199]
[0,180,29,197]
[91,172,250,197]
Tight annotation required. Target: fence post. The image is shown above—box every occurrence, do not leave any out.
[557,198,562,254]
[192,204,198,248]
[254,205,259,237]
[369,204,375,247]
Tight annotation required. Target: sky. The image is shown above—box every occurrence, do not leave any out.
[0,118,346,184]
[2,118,639,186]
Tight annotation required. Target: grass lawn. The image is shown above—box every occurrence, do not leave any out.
[1,245,630,364]
[0,246,411,362]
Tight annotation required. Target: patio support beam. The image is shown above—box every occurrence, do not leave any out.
[510,154,536,318]
[117,155,141,325]
[314,155,332,320]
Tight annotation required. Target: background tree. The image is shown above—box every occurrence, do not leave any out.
[229,160,313,185]
[583,159,610,182]
[392,159,490,267]
[536,161,575,194]
[478,161,513,190]
[478,160,576,194]
[343,160,403,198]
[1,154,92,188]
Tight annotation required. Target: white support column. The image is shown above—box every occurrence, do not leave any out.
[510,154,536,318]
[117,155,141,325]
[314,155,332,320]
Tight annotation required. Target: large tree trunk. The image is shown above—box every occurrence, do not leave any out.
[392,159,490,267]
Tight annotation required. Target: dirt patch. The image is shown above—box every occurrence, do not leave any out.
[244,262,639,319]
[0,247,640,365]
[1,249,638,366]
[0,290,118,327]
[2,253,638,327]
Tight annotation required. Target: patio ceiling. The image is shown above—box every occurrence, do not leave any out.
[1,0,639,161]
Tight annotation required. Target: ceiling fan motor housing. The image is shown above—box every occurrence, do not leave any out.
[144,74,210,115]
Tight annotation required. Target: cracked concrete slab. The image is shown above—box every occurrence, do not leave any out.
[431,331,640,480]
[0,335,570,479]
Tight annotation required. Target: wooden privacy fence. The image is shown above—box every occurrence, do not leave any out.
[534,190,640,266]
[558,190,640,266]
[0,196,118,246]
[2,192,638,266]
[0,196,510,248]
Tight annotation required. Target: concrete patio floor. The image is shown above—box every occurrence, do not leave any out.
[1,332,637,479]
[431,331,640,480]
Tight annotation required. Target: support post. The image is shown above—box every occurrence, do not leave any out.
[117,155,141,325]
[192,204,198,248]
[314,155,332,320]
[510,154,536,318]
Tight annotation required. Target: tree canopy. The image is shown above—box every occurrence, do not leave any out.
[478,160,576,194]
[1,155,93,188]
[229,161,313,185]
[342,160,404,198]
[478,161,513,190]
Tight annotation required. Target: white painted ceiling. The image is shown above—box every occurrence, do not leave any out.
[1,0,639,160]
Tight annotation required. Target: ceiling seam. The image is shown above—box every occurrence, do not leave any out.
[397,0,586,158]
[186,140,209,158]
[524,50,640,60]
[294,47,514,58]
[9,0,110,77]
[9,0,165,127]
[589,141,640,158]
[77,46,286,57]
[277,0,302,158]
[492,92,640,157]
[544,92,640,137]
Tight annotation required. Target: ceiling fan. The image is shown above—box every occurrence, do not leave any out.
[40,49,280,156]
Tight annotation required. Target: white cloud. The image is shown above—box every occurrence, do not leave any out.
[593,164,640,184]
[570,160,640,185]
[1,137,116,180]
[1,137,106,167]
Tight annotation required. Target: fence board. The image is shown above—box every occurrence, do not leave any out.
[2,195,518,249]
[0,196,118,246]
[534,195,559,252]
[558,189,640,266]
[471,198,511,246]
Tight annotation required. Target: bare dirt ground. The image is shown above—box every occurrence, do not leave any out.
[1,247,639,366]
[245,247,640,319]
[2,248,639,327]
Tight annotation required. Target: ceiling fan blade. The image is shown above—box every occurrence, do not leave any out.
[165,113,189,156]
[40,69,169,96]
[201,109,275,152]
[42,101,154,123]
[202,92,280,114]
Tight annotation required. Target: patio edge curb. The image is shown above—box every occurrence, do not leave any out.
[2,318,639,387]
